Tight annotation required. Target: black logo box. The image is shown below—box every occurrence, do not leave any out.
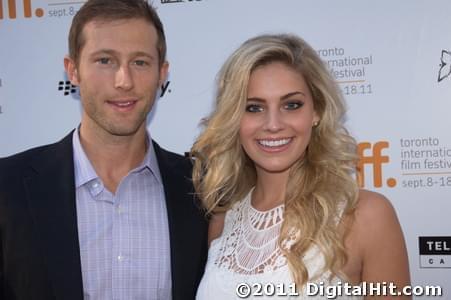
[419,236,451,255]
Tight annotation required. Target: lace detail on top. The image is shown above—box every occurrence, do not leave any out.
[196,189,363,299]
[215,189,288,274]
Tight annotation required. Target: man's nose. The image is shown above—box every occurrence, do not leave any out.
[114,65,133,90]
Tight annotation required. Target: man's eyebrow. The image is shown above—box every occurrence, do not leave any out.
[131,51,156,59]
[89,49,156,60]
[89,49,118,56]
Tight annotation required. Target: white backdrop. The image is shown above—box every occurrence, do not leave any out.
[1,0,450,297]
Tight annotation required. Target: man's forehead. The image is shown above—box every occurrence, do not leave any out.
[82,18,155,33]
[79,18,158,51]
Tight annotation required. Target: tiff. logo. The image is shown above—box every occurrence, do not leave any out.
[357,141,396,188]
[0,0,44,19]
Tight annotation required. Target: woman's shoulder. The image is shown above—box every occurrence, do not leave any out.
[351,189,401,239]
[349,189,410,285]
[354,189,396,220]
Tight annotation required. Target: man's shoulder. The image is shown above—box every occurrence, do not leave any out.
[0,132,73,178]
[0,143,54,171]
[152,140,192,168]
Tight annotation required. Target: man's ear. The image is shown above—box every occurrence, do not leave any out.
[158,61,169,86]
[64,56,80,85]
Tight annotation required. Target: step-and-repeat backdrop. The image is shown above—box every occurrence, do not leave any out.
[1,0,450,296]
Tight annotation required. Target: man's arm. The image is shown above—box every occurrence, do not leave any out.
[0,212,4,298]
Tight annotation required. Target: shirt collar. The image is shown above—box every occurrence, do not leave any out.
[72,127,163,189]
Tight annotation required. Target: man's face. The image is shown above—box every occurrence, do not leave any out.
[65,18,168,137]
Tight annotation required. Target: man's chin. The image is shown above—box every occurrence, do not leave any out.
[108,128,142,137]
[104,123,145,137]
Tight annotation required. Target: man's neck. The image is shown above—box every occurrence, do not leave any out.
[78,123,148,194]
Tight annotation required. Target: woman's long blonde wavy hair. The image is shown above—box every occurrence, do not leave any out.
[191,34,359,287]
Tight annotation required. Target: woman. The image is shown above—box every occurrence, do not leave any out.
[192,34,410,299]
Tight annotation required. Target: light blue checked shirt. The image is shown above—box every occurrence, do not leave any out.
[72,129,172,300]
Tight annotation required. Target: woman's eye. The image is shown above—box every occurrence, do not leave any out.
[284,101,303,110]
[245,104,263,113]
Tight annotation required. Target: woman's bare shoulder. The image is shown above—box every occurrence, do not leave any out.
[354,189,397,223]
[351,189,410,287]
[351,189,403,244]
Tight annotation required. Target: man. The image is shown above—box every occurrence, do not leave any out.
[0,0,207,299]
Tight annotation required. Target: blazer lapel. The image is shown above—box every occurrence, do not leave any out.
[153,141,207,299]
[23,132,84,300]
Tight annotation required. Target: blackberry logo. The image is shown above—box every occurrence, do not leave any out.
[58,81,77,96]
[160,81,171,98]
[57,81,169,97]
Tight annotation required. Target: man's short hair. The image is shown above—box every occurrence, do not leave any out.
[68,0,166,66]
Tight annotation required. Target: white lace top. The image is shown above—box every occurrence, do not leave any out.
[196,189,363,299]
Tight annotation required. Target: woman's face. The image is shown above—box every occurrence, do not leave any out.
[239,62,319,176]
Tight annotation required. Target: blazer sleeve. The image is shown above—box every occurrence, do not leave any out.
[0,171,4,298]
[0,231,3,297]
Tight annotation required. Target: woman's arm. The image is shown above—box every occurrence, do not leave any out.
[356,190,411,299]
[208,213,225,247]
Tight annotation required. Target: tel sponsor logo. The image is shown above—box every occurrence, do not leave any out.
[419,236,451,268]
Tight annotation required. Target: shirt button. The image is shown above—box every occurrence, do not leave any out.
[117,255,123,261]
[117,206,122,213]
[92,182,99,188]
